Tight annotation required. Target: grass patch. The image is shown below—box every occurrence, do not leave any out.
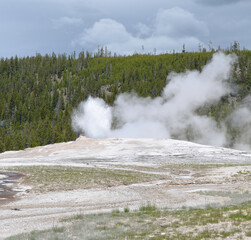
[7,201,251,240]
[53,226,65,233]
[139,202,157,212]
[113,162,250,173]
[233,170,251,179]
[124,207,130,213]
[229,210,251,221]
[197,190,251,206]
[158,162,246,170]
[61,214,84,222]
[1,165,168,193]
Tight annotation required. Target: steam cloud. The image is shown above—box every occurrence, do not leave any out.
[71,52,251,150]
[227,95,251,150]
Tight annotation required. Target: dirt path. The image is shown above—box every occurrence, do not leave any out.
[0,137,250,239]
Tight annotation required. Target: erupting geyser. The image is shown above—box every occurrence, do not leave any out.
[71,52,251,150]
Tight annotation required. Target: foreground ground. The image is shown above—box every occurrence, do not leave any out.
[0,136,250,239]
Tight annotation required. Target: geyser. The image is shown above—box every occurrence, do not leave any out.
[71,52,251,149]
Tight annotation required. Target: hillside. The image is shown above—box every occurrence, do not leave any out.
[0,49,251,152]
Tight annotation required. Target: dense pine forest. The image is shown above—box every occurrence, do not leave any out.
[0,47,251,153]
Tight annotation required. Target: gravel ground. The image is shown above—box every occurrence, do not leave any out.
[0,136,250,239]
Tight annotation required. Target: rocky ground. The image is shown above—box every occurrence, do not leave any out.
[0,136,250,239]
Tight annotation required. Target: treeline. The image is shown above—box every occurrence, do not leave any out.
[0,48,251,152]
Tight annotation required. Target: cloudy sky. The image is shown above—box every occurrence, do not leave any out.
[1,0,250,58]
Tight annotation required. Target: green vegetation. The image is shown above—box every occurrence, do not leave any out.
[198,191,251,206]
[61,214,84,222]
[7,201,251,240]
[117,162,248,171]
[234,170,251,178]
[124,207,130,213]
[1,48,251,152]
[2,165,168,192]
[139,202,157,212]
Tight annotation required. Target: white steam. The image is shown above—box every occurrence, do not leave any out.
[72,97,112,138]
[228,95,251,150]
[71,52,250,149]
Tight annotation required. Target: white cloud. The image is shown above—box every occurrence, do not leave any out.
[154,8,209,37]
[52,17,83,29]
[1,0,251,57]
[135,23,152,37]
[73,7,208,54]
[77,18,131,46]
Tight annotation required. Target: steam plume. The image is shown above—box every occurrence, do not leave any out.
[71,52,251,149]
[227,95,251,150]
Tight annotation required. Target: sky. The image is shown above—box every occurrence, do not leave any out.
[0,0,250,58]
